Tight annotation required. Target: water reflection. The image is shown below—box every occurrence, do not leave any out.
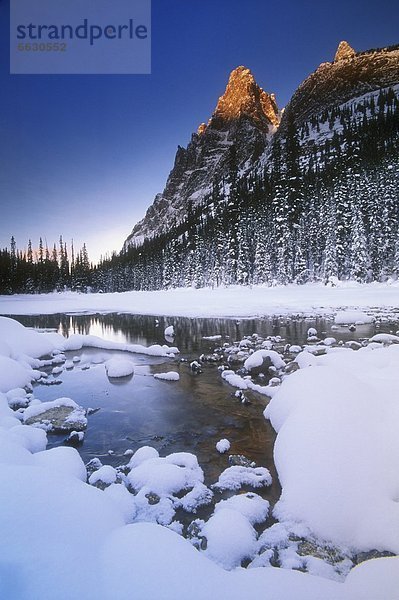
[11,312,385,353]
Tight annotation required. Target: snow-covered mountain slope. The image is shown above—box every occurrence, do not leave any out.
[280,41,399,129]
[124,66,279,248]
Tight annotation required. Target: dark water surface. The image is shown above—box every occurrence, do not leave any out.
[10,312,396,507]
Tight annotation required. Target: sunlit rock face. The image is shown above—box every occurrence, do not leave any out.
[124,66,279,248]
[280,42,399,128]
[210,66,279,128]
[334,40,356,62]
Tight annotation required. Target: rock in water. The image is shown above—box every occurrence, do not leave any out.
[105,359,135,378]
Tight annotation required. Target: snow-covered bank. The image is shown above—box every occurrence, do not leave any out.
[1,280,399,318]
[265,348,399,554]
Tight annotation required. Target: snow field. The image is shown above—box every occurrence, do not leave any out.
[1,280,399,319]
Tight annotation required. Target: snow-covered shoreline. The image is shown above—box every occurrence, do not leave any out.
[1,311,399,598]
[1,281,399,318]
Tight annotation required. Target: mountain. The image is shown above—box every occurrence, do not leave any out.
[124,66,279,247]
[97,41,399,292]
[281,41,399,128]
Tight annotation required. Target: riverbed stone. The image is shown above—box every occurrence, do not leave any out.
[228,454,256,468]
[284,361,299,374]
[248,356,272,376]
[24,405,87,433]
[86,457,103,478]
[145,492,161,505]
[64,430,85,447]
[294,537,347,564]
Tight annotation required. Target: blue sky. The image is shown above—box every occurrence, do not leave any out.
[1,0,398,262]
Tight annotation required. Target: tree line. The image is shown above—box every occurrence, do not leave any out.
[0,236,92,294]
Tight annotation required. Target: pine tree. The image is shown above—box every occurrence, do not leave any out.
[25,239,35,292]
[253,216,274,286]
[349,204,370,282]
[322,199,339,282]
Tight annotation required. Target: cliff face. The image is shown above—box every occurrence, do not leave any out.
[124,66,279,247]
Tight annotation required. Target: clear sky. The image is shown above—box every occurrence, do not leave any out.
[1,0,398,263]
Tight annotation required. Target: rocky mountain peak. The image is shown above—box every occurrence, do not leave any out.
[211,65,280,129]
[282,43,398,128]
[124,66,280,247]
[334,40,356,62]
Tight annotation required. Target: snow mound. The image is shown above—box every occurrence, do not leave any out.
[154,371,180,381]
[128,451,204,496]
[289,345,302,354]
[369,333,399,344]
[322,337,336,346]
[133,488,176,525]
[295,350,318,369]
[264,353,399,553]
[0,356,33,392]
[177,482,213,513]
[0,463,123,598]
[220,367,283,398]
[216,438,231,453]
[33,446,87,481]
[102,521,399,600]
[164,325,175,337]
[128,445,159,469]
[202,508,257,569]
[0,340,12,357]
[212,465,272,491]
[105,358,135,378]
[89,465,118,486]
[0,316,64,359]
[215,492,269,525]
[221,369,248,389]
[334,311,374,325]
[103,483,137,523]
[244,349,285,371]
[5,424,47,454]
